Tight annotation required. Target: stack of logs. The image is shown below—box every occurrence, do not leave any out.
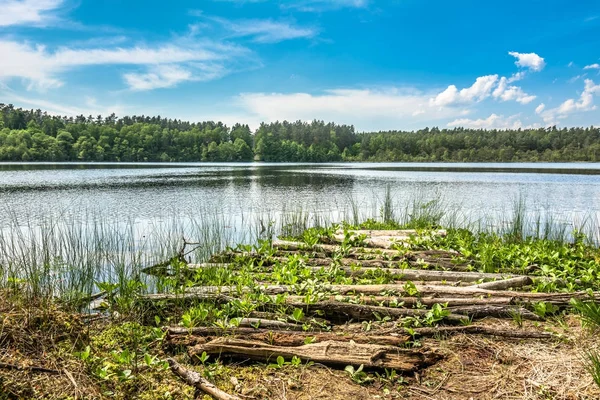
[141,229,596,399]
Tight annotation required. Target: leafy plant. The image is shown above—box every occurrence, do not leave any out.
[345,364,374,385]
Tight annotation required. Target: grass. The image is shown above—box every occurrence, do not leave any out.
[2,194,600,398]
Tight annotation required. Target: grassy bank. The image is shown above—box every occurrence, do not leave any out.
[2,197,600,399]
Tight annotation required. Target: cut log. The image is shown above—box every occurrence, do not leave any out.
[164,262,529,284]
[139,285,599,304]
[448,305,542,321]
[410,325,554,339]
[166,327,408,346]
[167,358,241,400]
[189,338,441,371]
[282,295,514,307]
[282,301,468,323]
[334,229,447,238]
[227,318,305,331]
[473,276,533,290]
[332,235,411,249]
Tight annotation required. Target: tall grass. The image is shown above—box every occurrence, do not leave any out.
[1,192,599,308]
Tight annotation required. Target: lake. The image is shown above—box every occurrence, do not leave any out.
[2,162,600,286]
[1,162,600,235]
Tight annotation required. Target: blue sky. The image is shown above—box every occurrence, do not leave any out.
[1,0,600,131]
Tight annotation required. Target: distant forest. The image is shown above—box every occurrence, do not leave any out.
[1,104,600,162]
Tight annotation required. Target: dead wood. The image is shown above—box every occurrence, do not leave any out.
[410,325,554,339]
[0,362,61,374]
[165,328,408,346]
[472,276,533,290]
[188,337,441,371]
[167,358,241,400]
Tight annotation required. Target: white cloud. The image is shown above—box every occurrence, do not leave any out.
[0,0,63,27]
[540,79,600,124]
[492,77,536,104]
[0,39,249,91]
[584,63,600,70]
[430,75,498,107]
[236,88,467,131]
[211,17,317,43]
[508,51,546,72]
[535,103,545,114]
[447,114,532,130]
[287,0,368,11]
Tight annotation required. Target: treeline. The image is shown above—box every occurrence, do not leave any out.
[1,104,600,162]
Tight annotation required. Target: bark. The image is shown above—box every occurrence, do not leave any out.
[410,325,554,339]
[139,284,598,303]
[473,276,533,290]
[282,295,514,307]
[335,229,448,237]
[167,358,241,400]
[448,305,542,321]
[188,337,441,371]
[166,328,408,346]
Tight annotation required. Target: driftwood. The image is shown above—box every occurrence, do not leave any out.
[473,276,533,290]
[167,358,241,400]
[410,325,554,339]
[189,337,441,371]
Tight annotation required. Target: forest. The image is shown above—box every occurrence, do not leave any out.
[2,104,600,162]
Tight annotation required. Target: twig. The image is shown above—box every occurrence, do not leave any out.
[0,362,60,374]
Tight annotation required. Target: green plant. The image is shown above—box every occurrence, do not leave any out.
[583,350,600,389]
[571,299,600,329]
[344,364,374,385]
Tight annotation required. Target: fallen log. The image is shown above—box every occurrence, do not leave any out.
[283,295,514,307]
[410,325,554,339]
[228,318,305,331]
[331,235,411,249]
[167,358,241,400]
[164,262,529,284]
[334,229,447,238]
[189,338,442,371]
[138,284,598,303]
[448,305,542,321]
[282,301,468,323]
[142,263,232,277]
[166,328,408,346]
[473,276,533,290]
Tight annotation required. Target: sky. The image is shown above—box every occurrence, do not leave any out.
[1,0,600,131]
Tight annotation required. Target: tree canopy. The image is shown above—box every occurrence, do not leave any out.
[1,104,599,162]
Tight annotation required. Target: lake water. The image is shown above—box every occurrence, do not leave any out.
[1,162,600,247]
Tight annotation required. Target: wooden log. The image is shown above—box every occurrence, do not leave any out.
[410,325,554,339]
[282,295,514,307]
[166,328,408,346]
[228,318,305,331]
[337,229,447,237]
[139,284,599,303]
[167,358,241,400]
[283,301,468,323]
[473,276,533,290]
[448,305,542,321]
[167,262,528,284]
[189,338,442,371]
[332,235,411,249]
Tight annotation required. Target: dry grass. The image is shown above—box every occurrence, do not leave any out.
[1,293,600,400]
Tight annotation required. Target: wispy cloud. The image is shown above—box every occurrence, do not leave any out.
[211,0,368,11]
[208,17,317,43]
[0,39,252,91]
[584,63,600,70]
[236,87,468,131]
[0,0,64,27]
[540,79,600,124]
[447,113,535,129]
